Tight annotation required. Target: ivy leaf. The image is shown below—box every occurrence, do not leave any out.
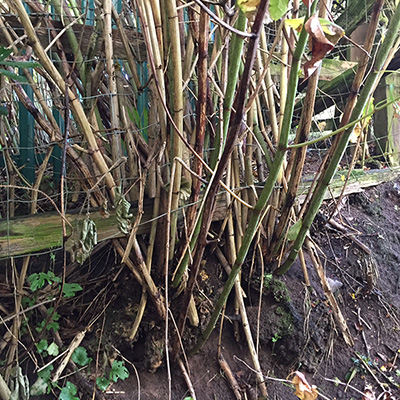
[269,0,289,20]
[109,361,129,383]
[28,271,60,291]
[28,273,46,291]
[37,365,54,381]
[59,381,79,400]
[96,377,110,392]
[71,347,92,366]
[47,321,60,332]
[36,339,48,354]
[63,283,83,298]
[47,342,59,356]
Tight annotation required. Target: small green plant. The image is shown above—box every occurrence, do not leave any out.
[31,346,92,397]
[96,360,129,392]
[71,346,92,366]
[59,381,79,400]
[28,270,82,298]
[271,333,281,343]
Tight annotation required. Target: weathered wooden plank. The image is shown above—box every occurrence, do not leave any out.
[0,15,146,62]
[0,168,399,258]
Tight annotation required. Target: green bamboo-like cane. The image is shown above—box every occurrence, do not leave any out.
[51,0,86,88]
[189,1,318,355]
[277,1,400,275]
[172,12,247,288]
[210,11,247,169]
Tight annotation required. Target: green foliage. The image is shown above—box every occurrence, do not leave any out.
[269,0,289,21]
[47,342,59,356]
[63,283,83,298]
[28,271,60,291]
[271,332,281,343]
[97,360,129,392]
[36,307,60,333]
[263,274,291,303]
[31,365,54,396]
[110,360,129,383]
[71,347,92,366]
[127,105,148,142]
[96,377,110,392]
[36,339,48,354]
[59,381,79,400]
[0,46,41,84]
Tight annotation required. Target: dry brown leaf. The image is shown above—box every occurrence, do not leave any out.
[362,384,376,400]
[291,371,319,400]
[303,14,334,79]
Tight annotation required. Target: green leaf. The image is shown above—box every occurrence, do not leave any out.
[59,382,79,400]
[63,283,83,298]
[0,47,12,62]
[47,321,60,332]
[109,360,129,383]
[28,273,46,291]
[47,342,59,356]
[71,347,92,366]
[36,339,48,354]
[37,365,54,381]
[46,271,61,283]
[269,0,289,20]
[0,60,41,68]
[28,271,60,291]
[287,220,302,241]
[0,69,29,83]
[30,377,49,396]
[96,377,110,392]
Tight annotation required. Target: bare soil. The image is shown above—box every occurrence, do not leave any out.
[2,178,400,400]
[97,178,400,400]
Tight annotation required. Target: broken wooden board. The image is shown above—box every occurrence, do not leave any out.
[1,167,399,259]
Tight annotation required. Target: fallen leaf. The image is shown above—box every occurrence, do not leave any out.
[362,384,376,400]
[291,371,318,400]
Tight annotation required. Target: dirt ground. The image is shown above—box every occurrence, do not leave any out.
[2,177,400,400]
[93,177,400,400]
